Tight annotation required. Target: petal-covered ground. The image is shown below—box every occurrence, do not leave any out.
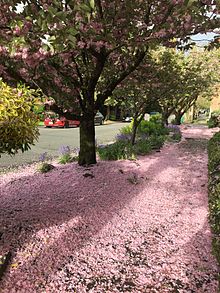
[0,126,219,292]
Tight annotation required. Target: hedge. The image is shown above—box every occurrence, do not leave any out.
[208,132,220,266]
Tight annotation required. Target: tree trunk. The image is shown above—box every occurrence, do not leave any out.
[131,117,138,145]
[78,112,96,166]
[162,113,169,125]
[174,112,182,125]
[106,105,110,120]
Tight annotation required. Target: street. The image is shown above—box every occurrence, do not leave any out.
[0,122,125,169]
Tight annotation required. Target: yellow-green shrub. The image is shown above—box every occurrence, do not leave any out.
[0,79,40,156]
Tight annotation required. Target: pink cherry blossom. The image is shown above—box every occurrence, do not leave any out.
[0,126,218,292]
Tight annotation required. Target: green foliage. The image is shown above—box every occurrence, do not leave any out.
[97,141,136,161]
[97,134,166,161]
[133,139,152,155]
[37,162,55,173]
[208,111,220,128]
[149,135,165,149]
[0,80,40,156]
[208,132,220,265]
[137,115,169,137]
[58,153,73,164]
[120,124,133,135]
[120,115,168,140]
[58,145,76,164]
[170,132,182,142]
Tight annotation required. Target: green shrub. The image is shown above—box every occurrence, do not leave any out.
[137,120,169,137]
[208,132,220,265]
[0,80,41,156]
[97,141,136,160]
[149,135,165,149]
[120,124,133,136]
[134,139,152,155]
[120,117,168,139]
[149,113,162,124]
[208,111,220,128]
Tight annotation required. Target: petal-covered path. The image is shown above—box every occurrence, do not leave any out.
[0,126,219,292]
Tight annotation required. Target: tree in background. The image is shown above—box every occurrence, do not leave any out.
[112,52,162,144]
[0,80,40,156]
[151,47,220,125]
[0,1,219,164]
[173,48,220,124]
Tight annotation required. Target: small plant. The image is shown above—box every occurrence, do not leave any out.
[97,141,136,160]
[134,139,152,155]
[58,145,73,164]
[115,132,132,142]
[37,152,55,173]
[166,124,182,142]
[149,135,165,149]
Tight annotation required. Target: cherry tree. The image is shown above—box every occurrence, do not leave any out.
[0,1,219,165]
[155,47,220,124]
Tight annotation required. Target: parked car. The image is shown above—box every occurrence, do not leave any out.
[122,116,133,122]
[44,111,104,128]
[94,111,104,125]
[44,112,80,128]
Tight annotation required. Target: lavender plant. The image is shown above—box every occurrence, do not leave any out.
[37,152,54,173]
[58,145,73,164]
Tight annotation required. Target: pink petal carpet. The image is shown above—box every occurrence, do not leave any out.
[0,125,219,292]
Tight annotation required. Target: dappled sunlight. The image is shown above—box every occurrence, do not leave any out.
[0,126,218,292]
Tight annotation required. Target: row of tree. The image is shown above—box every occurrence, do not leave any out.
[112,47,220,144]
[0,1,220,165]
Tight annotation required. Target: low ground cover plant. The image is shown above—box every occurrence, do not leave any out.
[37,152,55,173]
[97,115,170,161]
[208,132,220,266]
[166,124,182,142]
[58,145,73,164]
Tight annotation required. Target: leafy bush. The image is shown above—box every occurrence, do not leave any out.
[208,111,220,128]
[149,135,165,149]
[208,132,220,265]
[133,139,152,155]
[120,116,168,139]
[0,80,40,156]
[149,113,162,124]
[97,141,136,160]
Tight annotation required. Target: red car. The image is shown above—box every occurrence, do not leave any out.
[44,113,80,128]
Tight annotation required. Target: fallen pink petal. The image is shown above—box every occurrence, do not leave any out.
[0,126,219,292]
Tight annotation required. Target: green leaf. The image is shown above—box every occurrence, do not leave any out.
[89,0,95,9]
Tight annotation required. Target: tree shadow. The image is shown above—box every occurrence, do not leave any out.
[0,137,216,291]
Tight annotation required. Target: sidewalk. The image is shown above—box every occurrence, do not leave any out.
[0,126,219,292]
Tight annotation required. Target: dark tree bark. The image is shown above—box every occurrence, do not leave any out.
[174,112,182,125]
[131,117,138,145]
[162,113,169,125]
[78,111,96,166]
